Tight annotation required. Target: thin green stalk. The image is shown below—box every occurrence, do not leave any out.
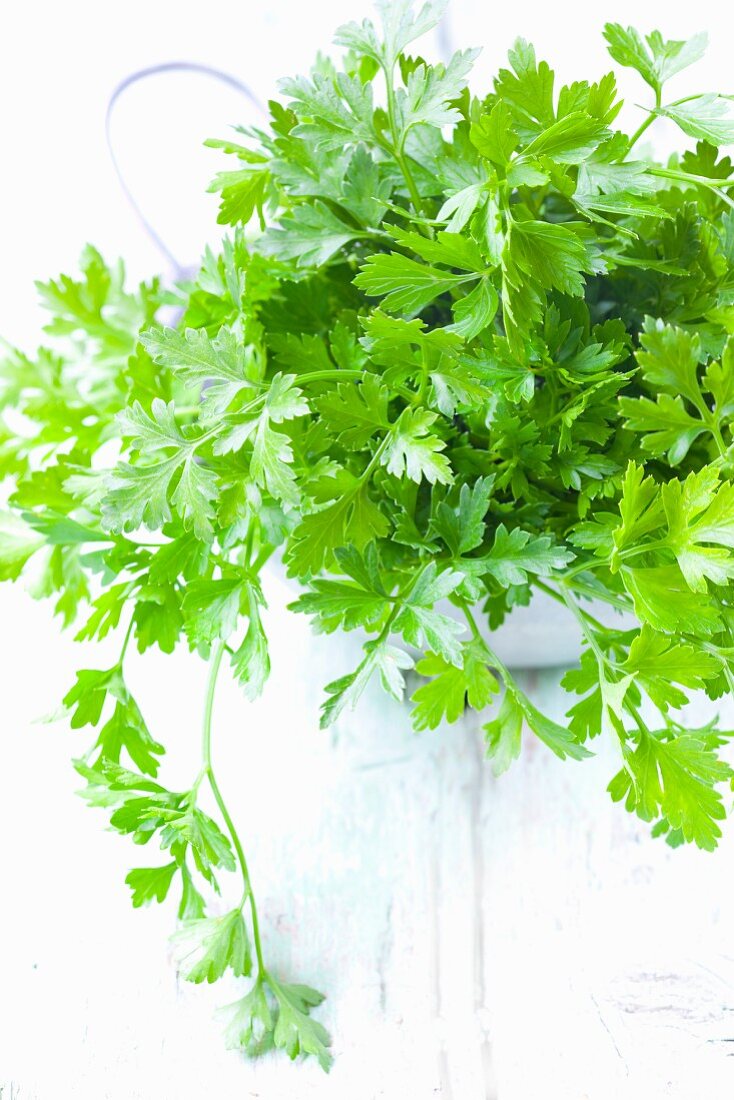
[298,369,364,386]
[559,557,604,580]
[617,538,671,562]
[117,617,135,666]
[414,347,430,406]
[534,577,609,635]
[357,429,393,486]
[558,586,609,666]
[383,63,429,231]
[459,597,511,683]
[625,697,650,736]
[626,113,656,153]
[201,640,266,976]
[568,577,633,615]
[649,167,734,209]
[626,87,661,153]
[708,419,728,459]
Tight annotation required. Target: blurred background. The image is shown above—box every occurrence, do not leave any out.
[2,2,734,1098]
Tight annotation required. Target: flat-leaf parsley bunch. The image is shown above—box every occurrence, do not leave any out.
[3,0,734,1069]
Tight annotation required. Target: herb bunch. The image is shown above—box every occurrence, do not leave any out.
[3,0,734,1070]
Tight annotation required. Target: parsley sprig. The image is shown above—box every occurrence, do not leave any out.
[3,0,734,1070]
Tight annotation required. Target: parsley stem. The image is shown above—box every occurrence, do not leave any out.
[458,598,511,684]
[626,114,655,153]
[297,369,363,385]
[414,347,430,406]
[567,578,633,615]
[558,586,608,667]
[535,578,609,634]
[201,640,266,977]
[383,62,430,232]
[617,538,671,562]
[648,167,734,209]
[359,429,393,485]
[708,420,728,459]
[626,87,661,153]
[118,617,135,665]
[559,558,604,580]
[625,699,649,736]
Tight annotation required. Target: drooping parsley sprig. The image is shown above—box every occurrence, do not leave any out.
[3,0,734,1070]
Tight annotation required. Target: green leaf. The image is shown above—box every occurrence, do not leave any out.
[483,688,524,775]
[486,675,590,768]
[104,399,217,540]
[391,228,486,272]
[95,696,164,776]
[507,220,597,298]
[270,977,333,1072]
[381,408,452,485]
[449,279,499,341]
[279,70,376,151]
[622,626,719,710]
[394,564,465,665]
[400,50,479,132]
[207,165,269,225]
[470,102,518,167]
[133,586,183,655]
[75,584,130,643]
[619,393,706,464]
[287,478,389,577]
[0,510,44,580]
[354,253,469,314]
[494,38,555,130]
[63,666,122,728]
[519,688,591,761]
[467,524,573,587]
[159,804,236,878]
[659,95,734,147]
[213,373,309,508]
[320,640,413,727]
[315,375,390,448]
[171,909,251,984]
[335,0,446,71]
[622,564,722,636]
[519,111,610,165]
[430,476,493,556]
[125,863,178,908]
[183,578,244,646]
[609,727,731,850]
[230,583,271,700]
[662,475,734,591]
[261,201,364,268]
[603,25,707,94]
[218,981,275,1057]
[437,183,486,232]
[291,547,390,633]
[141,326,257,415]
[411,640,498,730]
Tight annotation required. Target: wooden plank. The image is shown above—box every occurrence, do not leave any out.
[1,578,733,1098]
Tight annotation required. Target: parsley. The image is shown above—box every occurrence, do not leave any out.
[3,1,734,1070]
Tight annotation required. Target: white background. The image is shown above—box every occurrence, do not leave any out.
[2,2,734,1098]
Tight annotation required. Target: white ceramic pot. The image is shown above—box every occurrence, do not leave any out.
[439,589,631,669]
[270,562,632,671]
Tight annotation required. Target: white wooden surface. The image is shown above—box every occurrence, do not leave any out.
[2,571,734,1099]
[4,2,734,1094]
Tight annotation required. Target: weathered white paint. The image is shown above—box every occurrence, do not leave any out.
[2,573,734,1099]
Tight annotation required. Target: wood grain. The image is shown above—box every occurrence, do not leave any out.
[1,576,733,1098]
